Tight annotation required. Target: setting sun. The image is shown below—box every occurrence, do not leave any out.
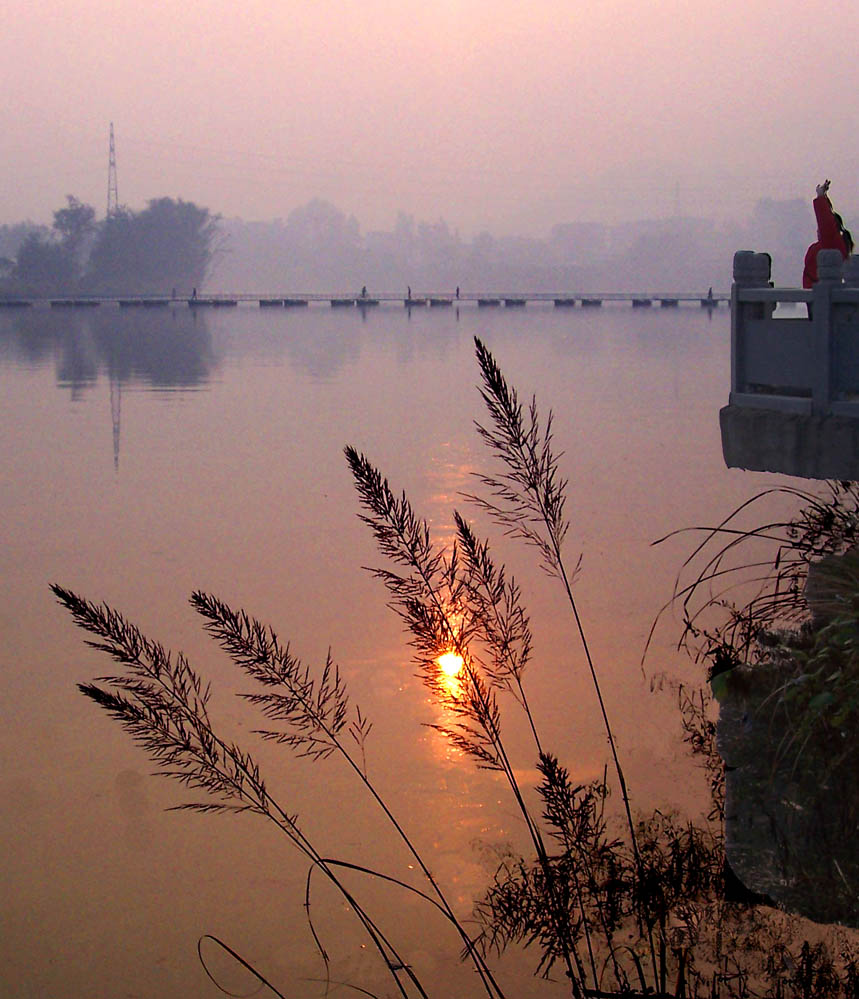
[437,652,464,677]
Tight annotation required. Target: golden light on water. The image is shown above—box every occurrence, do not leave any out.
[437,652,464,677]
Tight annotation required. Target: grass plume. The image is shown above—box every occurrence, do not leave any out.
[55,340,859,999]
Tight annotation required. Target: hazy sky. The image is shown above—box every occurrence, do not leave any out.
[2,0,856,234]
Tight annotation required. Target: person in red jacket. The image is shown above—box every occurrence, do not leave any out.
[803,179,853,288]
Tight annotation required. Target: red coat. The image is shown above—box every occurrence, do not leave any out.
[803,195,848,287]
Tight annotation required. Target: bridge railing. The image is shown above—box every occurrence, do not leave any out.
[731,249,859,417]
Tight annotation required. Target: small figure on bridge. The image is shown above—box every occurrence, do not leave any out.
[361,285,367,298]
[803,179,853,288]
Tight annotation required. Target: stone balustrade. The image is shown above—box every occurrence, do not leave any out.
[722,248,859,479]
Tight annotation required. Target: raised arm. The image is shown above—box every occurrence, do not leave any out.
[813,179,845,250]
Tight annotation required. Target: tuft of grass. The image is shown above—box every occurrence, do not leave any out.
[647,481,859,672]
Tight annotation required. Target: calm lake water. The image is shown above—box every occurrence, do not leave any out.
[0,302,791,998]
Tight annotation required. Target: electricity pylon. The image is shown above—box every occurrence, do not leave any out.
[107,122,119,218]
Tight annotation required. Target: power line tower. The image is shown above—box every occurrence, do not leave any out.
[106,122,119,217]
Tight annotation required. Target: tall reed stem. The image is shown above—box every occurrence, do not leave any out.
[470,336,660,993]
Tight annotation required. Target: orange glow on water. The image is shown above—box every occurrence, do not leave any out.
[437,652,464,677]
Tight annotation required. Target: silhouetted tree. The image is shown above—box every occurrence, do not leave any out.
[12,231,78,296]
[7,198,96,296]
[85,197,219,295]
[0,221,45,261]
[53,196,96,268]
[0,223,45,293]
[84,208,142,294]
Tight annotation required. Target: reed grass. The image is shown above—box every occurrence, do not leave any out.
[55,338,859,999]
[647,481,859,670]
[648,480,859,773]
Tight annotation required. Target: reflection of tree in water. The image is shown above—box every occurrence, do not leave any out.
[93,309,215,390]
[0,307,216,392]
[0,309,65,369]
[1,307,217,469]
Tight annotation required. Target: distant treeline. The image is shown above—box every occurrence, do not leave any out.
[1,193,831,296]
[213,196,819,293]
[0,196,218,297]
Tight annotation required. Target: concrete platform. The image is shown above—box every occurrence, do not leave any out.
[720,403,859,480]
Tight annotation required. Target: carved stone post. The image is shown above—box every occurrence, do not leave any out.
[833,254,859,402]
[731,251,772,396]
[843,254,859,288]
[811,248,843,413]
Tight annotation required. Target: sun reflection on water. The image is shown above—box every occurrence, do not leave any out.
[435,650,465,704]
[436,651,463,678]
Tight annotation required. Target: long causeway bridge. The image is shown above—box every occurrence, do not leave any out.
[0,291,726,310]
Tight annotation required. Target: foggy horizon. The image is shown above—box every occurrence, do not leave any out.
[0,190,825,294]
[2,140,854,241]
[3,0,857,237]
